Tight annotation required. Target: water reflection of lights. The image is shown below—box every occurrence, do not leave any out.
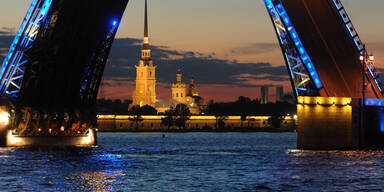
[99,153,122,160]
[73,151,131,190]
[286,149,384,159]
[283,149,384,181]
[65,170,125,191]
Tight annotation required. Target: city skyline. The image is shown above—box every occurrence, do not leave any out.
[1,0,384,102]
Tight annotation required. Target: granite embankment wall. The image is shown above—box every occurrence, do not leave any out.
[97,115,296,132]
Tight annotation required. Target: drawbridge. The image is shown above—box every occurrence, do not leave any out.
[264,0,384,149]
[0,0,129,146]
[265,0,383,99]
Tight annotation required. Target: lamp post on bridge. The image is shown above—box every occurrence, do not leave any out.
[359,53,374,148]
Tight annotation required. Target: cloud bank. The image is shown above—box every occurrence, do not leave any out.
[105,38,289,87]
[0,35,291,101]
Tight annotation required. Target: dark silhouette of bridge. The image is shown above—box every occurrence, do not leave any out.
[0,0,129,146]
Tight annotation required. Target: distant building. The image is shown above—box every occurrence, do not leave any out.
[276,86,284,102]
[261,86,269,104]
[156,69,201,114]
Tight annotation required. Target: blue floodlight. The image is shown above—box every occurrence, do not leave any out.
[112,20,118,26]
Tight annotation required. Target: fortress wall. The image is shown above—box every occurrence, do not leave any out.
[97,115,295,132]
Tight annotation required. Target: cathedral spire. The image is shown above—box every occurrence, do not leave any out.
[132,0,156,108]
[142,0,150,49]
[141,0,152,63]
[144,0,148,38]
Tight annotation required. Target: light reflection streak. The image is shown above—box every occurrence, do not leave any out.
[68,170,125,192]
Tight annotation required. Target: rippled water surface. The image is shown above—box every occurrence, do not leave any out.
[0,132,384,191]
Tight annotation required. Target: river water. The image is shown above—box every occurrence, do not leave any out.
[0,132,383,191]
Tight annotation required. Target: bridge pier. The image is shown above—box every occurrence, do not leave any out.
[297,97,360,150]
[364,106,384,148]
[296,96,384,150]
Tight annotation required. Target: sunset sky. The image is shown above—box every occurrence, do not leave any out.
[1,0,384,102]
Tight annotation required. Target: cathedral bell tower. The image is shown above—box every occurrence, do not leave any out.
[172,68,187,103]
[132,0,156,107]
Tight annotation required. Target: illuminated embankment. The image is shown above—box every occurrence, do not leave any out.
[97,115,296,132]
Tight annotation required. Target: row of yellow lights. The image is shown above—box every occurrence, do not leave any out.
[97,115,286,120]
[297,97,352,106]
[37,126,66,133]
[360,55,374,62]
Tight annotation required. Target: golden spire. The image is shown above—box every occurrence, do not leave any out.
[140,0,152,64]
[143,0,149,49]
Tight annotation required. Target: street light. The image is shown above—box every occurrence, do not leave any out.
[369,55,375,61]
[359,53,374,148]
[360,54,367,149]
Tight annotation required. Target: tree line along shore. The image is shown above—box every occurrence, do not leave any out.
[96,96,297,132]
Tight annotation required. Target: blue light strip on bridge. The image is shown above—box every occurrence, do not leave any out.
[366,99,384,106]
[80,19,120,94]
[331,0,383,93]
[0,0,39,78]
[265,0,323,89]
[264,0,299,96]
[0,0,52,97]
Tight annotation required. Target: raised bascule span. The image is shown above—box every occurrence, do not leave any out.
[0,0,129,146]
[264,0,384,149]
[265,0,383,98]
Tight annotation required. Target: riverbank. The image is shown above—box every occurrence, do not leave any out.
[97,115,297,132]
